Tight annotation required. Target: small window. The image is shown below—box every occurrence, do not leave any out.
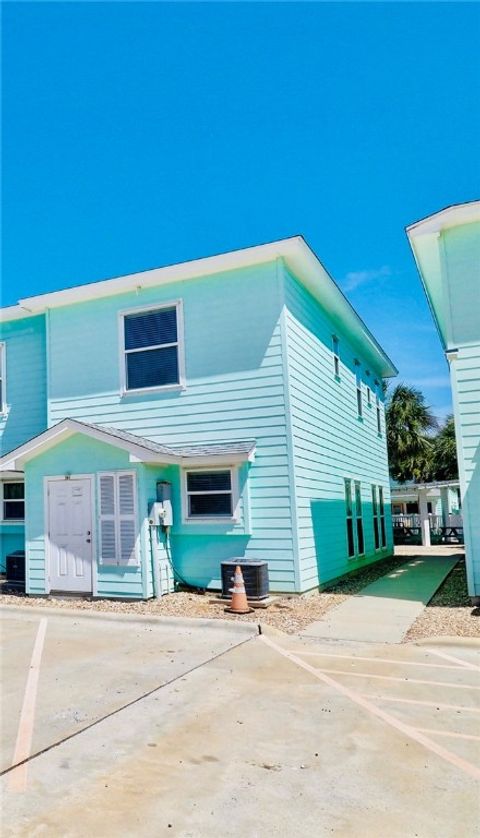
[332,336,340,378]
[344,479,355,558]
[2,482,25,520]
[122,303,182,392]
[376,393,382,434]
[379,486,386,548]
[354,481,364,555]
[356,370,363,418]
[185,470,234,519]
[366,386,372,407]
[0,342,6,413]
[372,485,380,549]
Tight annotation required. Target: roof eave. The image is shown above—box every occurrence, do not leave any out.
[0,419,257,470]
[406,200,480,236]
[1,236,396,377]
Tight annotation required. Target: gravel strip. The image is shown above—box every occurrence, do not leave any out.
[0,555,406,635]
[5,555,474,639]
[403,561,480,642]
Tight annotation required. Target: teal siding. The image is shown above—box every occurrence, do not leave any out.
[31,264,298,593]
[283,267,393,589]
[25,435,146,598]
[0,315,47,455]
[450,342,480,595]
[442,223,480,348]
[13,258,396,598]
[0,523,25,572]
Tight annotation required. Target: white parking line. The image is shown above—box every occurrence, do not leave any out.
[425,648,480,672]
[314,667,480,690]
[8,618,48,793]
[361,694,480,713]
[261,634,480,782]
[294,650,472,671]
[415,728,480,742]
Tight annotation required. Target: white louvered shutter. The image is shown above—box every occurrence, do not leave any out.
[98,472,138,566]
[117,473,137,565]
[99,474,116,564]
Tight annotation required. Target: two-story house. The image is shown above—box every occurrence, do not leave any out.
[0,237,397,599]
[407,202,480,600]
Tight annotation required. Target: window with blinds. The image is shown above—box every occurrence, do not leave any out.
[98,472,138,565]
[185,469,234,519]
[121,303,182,392]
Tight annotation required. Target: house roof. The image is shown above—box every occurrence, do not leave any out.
[390,479,460,490]
[0,419,256,470]
[406,201,480,348]
[0,236,397,377]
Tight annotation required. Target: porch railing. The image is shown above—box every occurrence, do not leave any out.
[392,513,463,545]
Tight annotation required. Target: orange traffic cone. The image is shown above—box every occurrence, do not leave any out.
[225,565,254,614]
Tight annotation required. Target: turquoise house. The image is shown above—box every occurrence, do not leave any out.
[407,201,480,599]
[0,237,397,598]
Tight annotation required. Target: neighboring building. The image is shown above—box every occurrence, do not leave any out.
[0,237,397,598]
[407,202,480,598]
[390,479,462,546]
[391,480,461,519]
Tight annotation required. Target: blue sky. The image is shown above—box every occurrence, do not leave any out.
[3,2,479,421]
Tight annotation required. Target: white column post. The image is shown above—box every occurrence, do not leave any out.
[440,487,450,527]
[418,488,431,547]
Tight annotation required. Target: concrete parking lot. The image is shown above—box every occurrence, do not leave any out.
[1,606,479,837]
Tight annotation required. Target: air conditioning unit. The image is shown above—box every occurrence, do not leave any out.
[6,550,25,590]
[221,559,269,600]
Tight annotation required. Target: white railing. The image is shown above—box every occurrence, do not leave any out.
[392,514,462,532]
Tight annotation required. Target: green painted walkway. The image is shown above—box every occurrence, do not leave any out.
[301,555,460,643]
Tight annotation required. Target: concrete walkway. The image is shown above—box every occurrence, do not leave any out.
[301,555,460,643]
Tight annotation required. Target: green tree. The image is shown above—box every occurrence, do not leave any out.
[385,384,437,482]
[430,416,459,481]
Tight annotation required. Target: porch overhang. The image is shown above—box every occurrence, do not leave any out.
[0,419,257,470]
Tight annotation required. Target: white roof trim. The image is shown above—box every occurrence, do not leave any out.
[0,305,35,324]
[0,419,256,470]
[406,201,480,237]
[0,236,397,377]
[16,239,300,312]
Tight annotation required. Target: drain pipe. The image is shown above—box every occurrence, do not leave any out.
[149,523,161,598]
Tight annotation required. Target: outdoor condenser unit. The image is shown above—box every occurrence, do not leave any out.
[221,559,269,600]
[6,550,25,590]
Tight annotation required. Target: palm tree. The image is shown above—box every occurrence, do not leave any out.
[431,416,459,480]
[386,384,437,482]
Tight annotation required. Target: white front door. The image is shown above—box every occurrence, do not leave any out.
[48,478,93,593]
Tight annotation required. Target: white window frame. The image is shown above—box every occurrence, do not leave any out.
[1,480,25,522]
[182,467,239,523]
[372,484,381,550]
[379,485,387,549]
[97,470,139,566]
[118,299,186,395]
[354,480,365,556]
[355,367,363,418]
[376,393,382,435]
[0,342,6,415]
[332,335,340,379]
[344,478,356,559]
